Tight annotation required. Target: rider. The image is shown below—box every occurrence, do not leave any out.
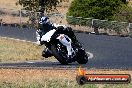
[36,16,81,60]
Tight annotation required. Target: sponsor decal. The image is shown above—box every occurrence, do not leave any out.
[76,66,131,85]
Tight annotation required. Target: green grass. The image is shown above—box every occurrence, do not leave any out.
[0,79,132,88]
[0,79,97,88]
[103,84,132,88]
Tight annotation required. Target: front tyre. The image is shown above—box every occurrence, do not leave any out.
[76,48,88,64]
[42,48,53,58]
[51,45,68,65]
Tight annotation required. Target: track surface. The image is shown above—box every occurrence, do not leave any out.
[0,26,132,69]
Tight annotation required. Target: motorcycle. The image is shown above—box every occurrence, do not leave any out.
[40,27,88,65]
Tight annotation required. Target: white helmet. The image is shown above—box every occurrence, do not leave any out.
[39,16,49,24]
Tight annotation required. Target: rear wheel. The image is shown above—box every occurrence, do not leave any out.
[51,44,68,65]
[76,49,88,64]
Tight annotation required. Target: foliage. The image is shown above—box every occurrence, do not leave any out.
[17,0,65,13]
[67,0,123,20]
[17,0,67,27]
[112,4,132,23]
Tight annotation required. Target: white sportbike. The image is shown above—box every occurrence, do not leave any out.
[38,26,88,65]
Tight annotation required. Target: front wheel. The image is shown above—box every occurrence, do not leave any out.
[51,45,68,65]
[76,48,88,64]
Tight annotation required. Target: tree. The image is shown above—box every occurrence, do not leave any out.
[17,0,65,13]
[121,0,127,4]
[17,0,67,27]
[67,0,123,20]
[112,4,132,22]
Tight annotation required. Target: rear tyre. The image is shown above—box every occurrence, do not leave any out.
[51,45,68,65]
[76,49,88,64]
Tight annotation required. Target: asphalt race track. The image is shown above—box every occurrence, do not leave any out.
[0,26,132,69]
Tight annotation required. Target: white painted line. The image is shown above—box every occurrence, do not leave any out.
[86,51,94,59]
[0,36,36,44]
[26,61,35,63]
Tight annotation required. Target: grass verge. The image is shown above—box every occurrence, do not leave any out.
[0,37,52,62]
